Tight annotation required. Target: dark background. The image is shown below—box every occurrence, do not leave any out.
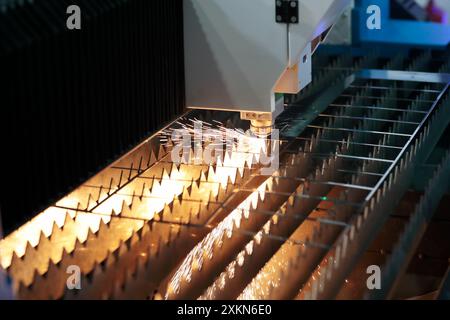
[0,0,185,234]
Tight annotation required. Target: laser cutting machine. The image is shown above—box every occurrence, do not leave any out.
[0,0,449,300]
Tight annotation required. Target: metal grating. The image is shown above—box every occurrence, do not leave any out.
[1,46,449,300]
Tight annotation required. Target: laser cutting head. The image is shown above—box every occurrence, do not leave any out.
[183,0,351,133]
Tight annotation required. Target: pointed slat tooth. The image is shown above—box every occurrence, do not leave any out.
[192,173,202,189]
[97,217,109,236]
[234,167,245,186]
[104,247,117,268]
[128,189,138,210]
[157,144,166,160]
[13,242,40,287]
[188,180,203,199]
[168,162,176,178]
[225,177,235,195]
[8,251,24,284]
[174,191,184,207]
[49,220,61,238]
[214,184,228,205]
[158,203,170,221]
[35,231,48,250]
[199,169,208,183]
[85,226,97,243]
[27,269,48,299]
[20,260,64,300]
[112,275,126,300]
[76,262,109,300]
[119,200,129,218]
[118,240,130,260]
[154,236,162,258]
[85,193,98,211]
[62,211,74,228]
[182,184,192,199]
[16,280,32,300]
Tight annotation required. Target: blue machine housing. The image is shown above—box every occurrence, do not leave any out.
[353,0,450,48]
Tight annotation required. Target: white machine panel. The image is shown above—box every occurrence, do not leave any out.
[184,0,350,115]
